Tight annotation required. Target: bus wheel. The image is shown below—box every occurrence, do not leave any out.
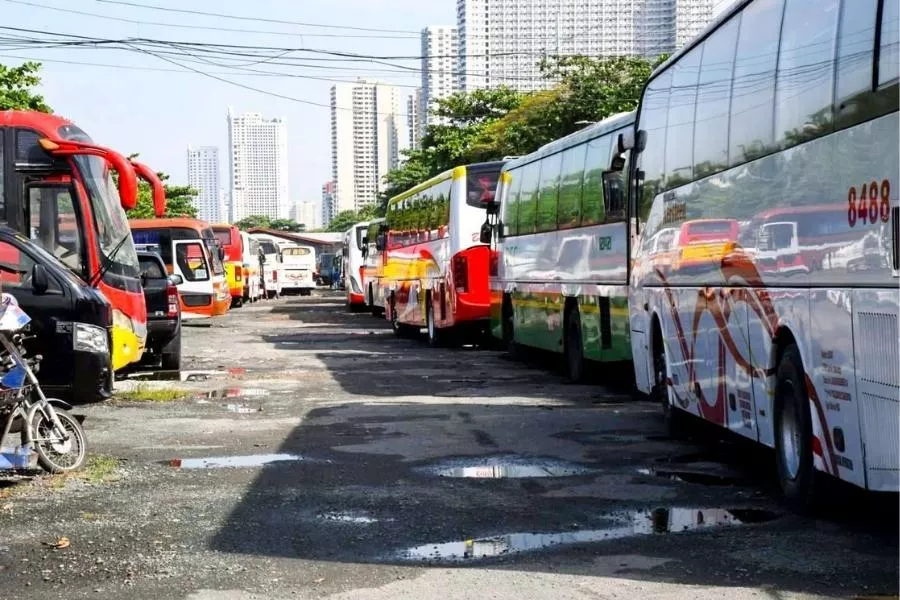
[653,321,684,438]
[564,305,585,382]
[775,343,818,512]
[390,294,403,337]
[426,294,442,348]
[502,294,521,359]
[369,285,380,317]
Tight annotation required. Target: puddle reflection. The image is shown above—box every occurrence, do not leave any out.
[419,456,596,479]
[398,507,778,562]
[169,453,303,469]
[319,512,380,524]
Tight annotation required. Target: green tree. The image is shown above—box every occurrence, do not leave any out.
[269,218,305,232]
[325,204,380,232]
[126,172,198,219]
[234,215,272,230]
[0,61,51,112]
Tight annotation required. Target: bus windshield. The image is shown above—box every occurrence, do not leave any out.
[74,155,140,281]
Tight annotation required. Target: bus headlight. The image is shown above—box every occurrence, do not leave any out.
[74,323,109,354]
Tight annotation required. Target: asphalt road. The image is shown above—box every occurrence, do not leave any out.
[0,291,896,600]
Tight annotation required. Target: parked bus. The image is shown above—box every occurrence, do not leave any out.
[383,161,503,344]
[488,113,635,380]
[239,231,263,303]
[362,217,386,315]
[342,221,369,310]
[280,244,316,296]
[251,233,283,299]
[624,0,899,507]
[1,110,166,371]
[130,218,230,319]
[212,224,245,307]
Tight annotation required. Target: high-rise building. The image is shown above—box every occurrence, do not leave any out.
[713,0,735,16]
[456,0,714,91]
[321,181,337,228]
[289,201,318,229]
[421,26,459,128]
[186,146,224,223]
[407,89,423,150]
[226,108,289,222]
[330,81,401,213]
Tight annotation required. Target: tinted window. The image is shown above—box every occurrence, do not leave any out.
[729,0,785,165]
[214,229,231,247]
[834,0,877,126]
[536,153,562,232]
[0,240,60,292]
[259,241,278,255]
[638,71,671,219]
[775,0,839,148]
[880,0,900,85]
[138,256,166,279]
[694,18,739,177]
[516,161,541,235]
[28,185,84,277]
[0,130,3,214]
[583,134,612,225]
[466,168,501,207]
[502,169,522,236]
[665,45,701,187]
[283,247,311,256]
[557,145,586,229]
[176,241,209,282]
[435,180,451,230]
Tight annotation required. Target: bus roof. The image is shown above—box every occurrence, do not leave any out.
[387,160,506,208]
[501,112,636,172]
[0,110,83,138]
[343,221,370,235]
[211,223,239,231]
[129,217,212,230]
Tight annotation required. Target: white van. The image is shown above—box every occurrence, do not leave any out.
[251,234,283,299]
[239,231,263,303]
[280,244,317,296]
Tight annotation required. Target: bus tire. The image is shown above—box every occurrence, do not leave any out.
[652,320,685,438]
[564,305,585,383]
[390,294,404,337]
[425,293,442,347]
[775,343,819,512]
[160,331,182,371]
[369,284,380,316]
[502,294,522,359]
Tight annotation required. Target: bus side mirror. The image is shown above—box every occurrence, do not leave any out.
[617,129,646,154]
[32,264,49,295]
[375,233,385,251]
[480,220,493,244]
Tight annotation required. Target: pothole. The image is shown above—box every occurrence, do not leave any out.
[167,453,303,469]
[397,507,779,562]
[416,455,597,479]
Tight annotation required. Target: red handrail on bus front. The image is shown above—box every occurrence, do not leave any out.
[130,161,166,217]
[39,138,138,210]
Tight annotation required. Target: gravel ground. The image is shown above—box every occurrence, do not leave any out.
[0,290,896,600]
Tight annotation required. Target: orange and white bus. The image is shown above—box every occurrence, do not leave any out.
[362,217,386,315]
[382,161,503,345]
[130,218,230,319]
[212,224,245,307]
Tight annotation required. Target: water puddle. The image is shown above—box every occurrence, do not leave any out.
[195,388,268,401]
[638,464,749,486]
[319,512,379,524]
[225,403,259,414]
[168,453,303,469]
[417,456,596,479]
[398,507,779,562]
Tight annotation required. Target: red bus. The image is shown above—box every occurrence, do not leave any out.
[1,110,165,371]
[212,224,245,306]
[382,162,503,345]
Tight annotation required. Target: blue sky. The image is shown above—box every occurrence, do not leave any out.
[1,0,454,205]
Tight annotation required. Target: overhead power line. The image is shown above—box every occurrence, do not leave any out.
[1,0,419,39]
[94,0,421,34]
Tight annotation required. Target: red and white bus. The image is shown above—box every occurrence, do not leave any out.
[625,0,899,508]
[382,162,503,345]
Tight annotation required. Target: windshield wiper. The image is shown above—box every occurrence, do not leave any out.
[90,233,131,286]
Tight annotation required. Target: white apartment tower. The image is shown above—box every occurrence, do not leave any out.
[226,109,289,222]
[421,26,459,126]
[186,146,224,223]
[330,81,401,212]
[407,89,423,150]
[456,0,714,91]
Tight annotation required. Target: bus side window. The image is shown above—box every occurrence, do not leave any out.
[583,134,611,225]
[536,152,562,233]
[0,130,4,215]
[878,0,899,86]
[774,0,839,149]
[637,72,670,222]
[557,145,586,230]
[517,161,541,236]
[502,168,522,237]
[834,0,878,127]
[665,44,701,187]
[694,17,739,177]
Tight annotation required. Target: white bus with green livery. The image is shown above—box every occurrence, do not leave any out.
[488,112,636,381]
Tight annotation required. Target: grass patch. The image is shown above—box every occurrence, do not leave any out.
[78,454,122,484]
[116,384,188,403]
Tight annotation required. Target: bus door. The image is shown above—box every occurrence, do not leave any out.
[173,239,214,318]
[24,179,87,278]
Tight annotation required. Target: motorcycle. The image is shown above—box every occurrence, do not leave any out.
[0,293,86,472]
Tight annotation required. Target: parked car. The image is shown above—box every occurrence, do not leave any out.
[0,225,113,403]
[136,251,183,371]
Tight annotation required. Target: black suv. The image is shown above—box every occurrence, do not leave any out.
[137,251,182,370]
